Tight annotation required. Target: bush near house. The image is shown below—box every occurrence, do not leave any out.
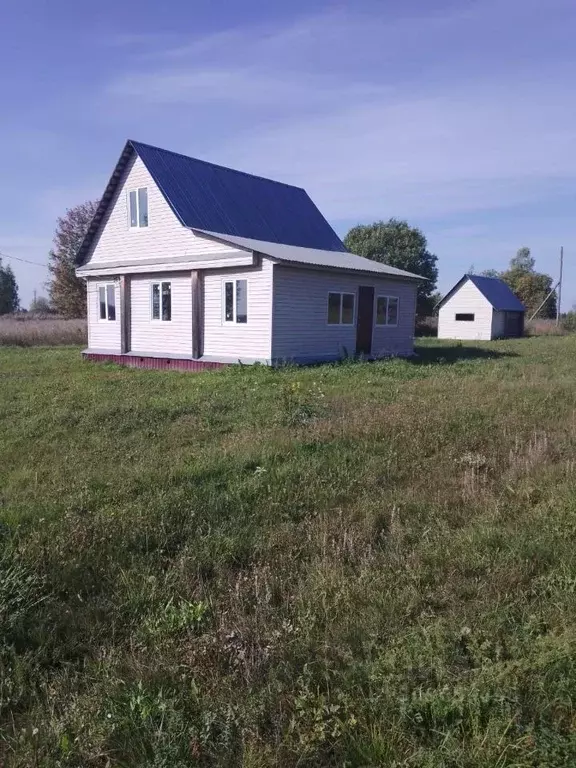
[2,337,576,766]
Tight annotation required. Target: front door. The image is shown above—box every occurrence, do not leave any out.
[356,286,374,356]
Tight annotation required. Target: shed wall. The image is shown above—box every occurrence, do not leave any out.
[438,281,494,340]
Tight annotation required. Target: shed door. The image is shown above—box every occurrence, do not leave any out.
[505,312,523,337]
[356,286,374,356]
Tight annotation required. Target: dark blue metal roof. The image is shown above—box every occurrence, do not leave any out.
[76,140,347,265]
[143,140,347,248]
[466,274,525,311]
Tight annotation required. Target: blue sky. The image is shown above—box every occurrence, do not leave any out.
[1,0,575,308]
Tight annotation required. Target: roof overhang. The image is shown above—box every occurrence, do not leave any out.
[192,229,425,282]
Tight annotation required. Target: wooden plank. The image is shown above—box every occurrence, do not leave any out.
[191,270,203,359]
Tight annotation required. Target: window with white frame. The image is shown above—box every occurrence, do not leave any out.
[223,279,248,323]
[98,284,116,321]
[151,281,171,321]
[375,296,399,326]
[327,292,355,325]
[128,187,148,228]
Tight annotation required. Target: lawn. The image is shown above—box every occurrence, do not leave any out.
[1,337,576,767]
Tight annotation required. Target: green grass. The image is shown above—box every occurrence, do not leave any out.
[2,337,576,766]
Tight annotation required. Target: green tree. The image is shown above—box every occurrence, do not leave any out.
[500,247,556,318]
[344,219,438,314]
[510,246,535,272]
[481,268,500,278]
[0,258,20,314]
[48,200,99,318]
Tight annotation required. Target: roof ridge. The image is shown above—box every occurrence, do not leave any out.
[128,139,307,194]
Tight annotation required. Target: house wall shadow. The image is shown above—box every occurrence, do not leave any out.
[411,344,518,365]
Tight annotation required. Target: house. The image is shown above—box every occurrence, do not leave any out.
[437,274,525,340]
[76,140,423,370]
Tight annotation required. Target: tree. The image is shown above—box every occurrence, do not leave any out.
[503,269,556,318]
[510,246,535,272]
[500,247,556,318]
[344,219,439,315]
[0,258,19,314]
[48,200,99,318]
[29,296,52,314]
[481,268,500,278]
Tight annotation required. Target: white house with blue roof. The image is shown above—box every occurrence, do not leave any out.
[76,140,423,369]
[437,274,525,341]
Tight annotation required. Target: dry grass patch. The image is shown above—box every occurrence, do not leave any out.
[0,315,87,346]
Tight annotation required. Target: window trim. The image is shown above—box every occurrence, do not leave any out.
[326,291,356,326]
[128,187,149,228]
[455,313,475,322]
[97,282,117,322]
[222,278,248,324]
[375,295,399,327]
[150,281,172,322]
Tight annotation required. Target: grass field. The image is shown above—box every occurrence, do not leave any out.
[1,337,576,766]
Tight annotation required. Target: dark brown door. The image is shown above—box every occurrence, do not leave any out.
[356,286,374,355]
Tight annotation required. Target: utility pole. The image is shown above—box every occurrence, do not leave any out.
[556,246,564,325]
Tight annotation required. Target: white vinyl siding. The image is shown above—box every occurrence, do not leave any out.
[130,274,192,355]
[272,266,417,361]
[203,258,273,360]
[87,280,121,351]
[83,155,239,266]
[438,280,494,340]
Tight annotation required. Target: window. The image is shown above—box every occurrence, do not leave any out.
[128,187,148,227]
[455,313,475,321]
[223,279,248,323]
[98,284,116,321]
[375,296,399,326]
[151,282,171,321]
[327,292,355,325]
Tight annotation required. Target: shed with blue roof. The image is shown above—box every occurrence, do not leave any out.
[437,274,525,340]
[76,140,423,369]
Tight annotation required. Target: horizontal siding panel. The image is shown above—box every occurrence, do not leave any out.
[130,274,193,355]
[438,281,493,340]
[272,266,416,360]
[85,156,238,265]
[203,259,273,359]
[86,279,121,352]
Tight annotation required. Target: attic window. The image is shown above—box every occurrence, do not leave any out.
[128,188,148,228]
[455,313,475,321]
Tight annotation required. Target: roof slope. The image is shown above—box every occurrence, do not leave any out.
[77,140,346,264]
[437,274,525,312]
[195,230,423,279]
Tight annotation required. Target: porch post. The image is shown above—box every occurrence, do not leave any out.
[119,275,131,354]
[191,270,203,359]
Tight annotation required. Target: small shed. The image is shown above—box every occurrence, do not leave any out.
[437,274,525,340]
